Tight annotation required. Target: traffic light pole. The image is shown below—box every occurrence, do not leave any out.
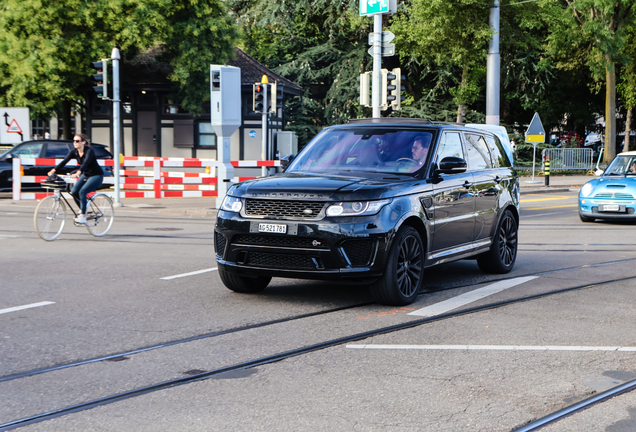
[111,48,122,207]
[262,82,268,177]
[372,14,382,119]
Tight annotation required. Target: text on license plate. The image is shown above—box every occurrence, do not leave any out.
[258,223,287,233]
[602,204,620,211]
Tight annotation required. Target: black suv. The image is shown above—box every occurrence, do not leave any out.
[0,140,113,191]
[215,119,520,305]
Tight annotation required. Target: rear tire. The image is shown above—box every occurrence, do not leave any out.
[370,225,424,306]
[477,210,518,274]
[86,193,114,236]
[218,267,271,293]
[34,196,66,241]
[579,214,595,222]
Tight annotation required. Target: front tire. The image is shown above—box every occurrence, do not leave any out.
[370,225,424,306]
[477,210,518,274]
[218,267,271,293]
[34,196,66,241]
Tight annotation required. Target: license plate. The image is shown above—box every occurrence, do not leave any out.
[600,204,620,212]
[258,223,287,234]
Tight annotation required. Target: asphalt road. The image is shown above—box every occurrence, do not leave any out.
[2,192,636,431]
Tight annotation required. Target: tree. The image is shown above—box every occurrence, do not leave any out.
[618,25,636,151]
[0,0,238,136]
[546,0,635,161]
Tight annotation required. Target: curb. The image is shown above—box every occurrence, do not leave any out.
[520,188,576,195]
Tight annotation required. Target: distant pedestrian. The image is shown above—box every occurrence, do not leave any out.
[44,130,50,139]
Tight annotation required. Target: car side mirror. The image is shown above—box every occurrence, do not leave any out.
[280,154,295,171]
[437,156,467,174]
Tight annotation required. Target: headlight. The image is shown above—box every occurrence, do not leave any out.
[326,199,391,217]
[580,183,594,197]
[220,196,243,212]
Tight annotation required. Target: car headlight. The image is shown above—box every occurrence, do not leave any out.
[580,183,594,197]
[220,196,243,212]
[325,199,391,217]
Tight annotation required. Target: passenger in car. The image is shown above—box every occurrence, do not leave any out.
[631,161,636,173]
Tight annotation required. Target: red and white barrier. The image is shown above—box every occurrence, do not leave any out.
[12,156,279,200]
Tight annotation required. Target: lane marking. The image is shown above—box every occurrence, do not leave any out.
[347,345,636,352]
[160,267,218,280]
[520,211,564,218]
[408,276,538,317]
[521,196,574,203]
[0,301,55,315]
[523,204,578,210]
[0,235,20,238]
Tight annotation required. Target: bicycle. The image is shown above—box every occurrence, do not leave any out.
[34,175,115,241]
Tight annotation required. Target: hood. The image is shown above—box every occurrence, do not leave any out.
[230,171,426,201]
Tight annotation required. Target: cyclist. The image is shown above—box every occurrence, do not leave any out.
[47,133,104,225]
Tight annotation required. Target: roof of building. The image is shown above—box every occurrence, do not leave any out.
[229,49,302,93]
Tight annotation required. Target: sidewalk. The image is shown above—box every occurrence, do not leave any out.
[519,174,590,194]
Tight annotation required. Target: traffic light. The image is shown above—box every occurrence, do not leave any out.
[390,68,406,111]
[357,72,370,107]
[90,60,108,99]
[253,83,264,113]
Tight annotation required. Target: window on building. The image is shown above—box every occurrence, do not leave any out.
[197,122,216,148]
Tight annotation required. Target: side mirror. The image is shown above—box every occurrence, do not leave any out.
[280,154,295,171]
[437,156,467,174]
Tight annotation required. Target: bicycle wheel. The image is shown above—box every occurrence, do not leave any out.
[34,195,66,241]
[86,193,114,237]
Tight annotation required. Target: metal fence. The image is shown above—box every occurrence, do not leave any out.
[541,148,594,171]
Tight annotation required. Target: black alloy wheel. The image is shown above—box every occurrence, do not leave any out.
[218,267,271,293]
[477,210,518,274]
[371,225,424,306]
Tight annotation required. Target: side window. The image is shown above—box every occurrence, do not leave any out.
[465,134,492,171]
[485,135,510,168]
[12,143,44,158]
[435,132,465,163]
[44,142,70,158]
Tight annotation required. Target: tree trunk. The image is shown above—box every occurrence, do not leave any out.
[62,100,72,140]
[456,64,468,123]
[604,59,616,162]
[625,108,632,152]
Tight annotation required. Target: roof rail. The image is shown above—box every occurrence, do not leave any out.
[348,117,433,125]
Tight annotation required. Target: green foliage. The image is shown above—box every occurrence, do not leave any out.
[0,0,238,118]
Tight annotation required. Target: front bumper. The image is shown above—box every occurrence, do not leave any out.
[579,198,636,219]
[214,208,398,281]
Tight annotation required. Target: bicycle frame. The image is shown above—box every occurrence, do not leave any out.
[49,188,101,226]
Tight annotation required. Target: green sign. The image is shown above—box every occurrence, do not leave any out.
[360,0,395,16]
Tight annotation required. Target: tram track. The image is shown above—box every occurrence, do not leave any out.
[4,262,636,431]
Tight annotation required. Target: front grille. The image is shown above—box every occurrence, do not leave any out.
[246,252,322,270]
[214,232,227,257]
[245,199,325,219]
[593,193,634,199]
[592,207,635,214]
[233,235,329,249]
[340,239,376,266]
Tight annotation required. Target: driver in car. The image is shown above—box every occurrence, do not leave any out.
[412,136,430,166]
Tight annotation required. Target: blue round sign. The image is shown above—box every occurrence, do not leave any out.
[249,130,256,138]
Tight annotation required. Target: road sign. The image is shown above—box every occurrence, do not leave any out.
[525,112,545,144]
[368,31,395,45]
[1,108,30,144]
[368,44,395,57]
[360,0,396,16]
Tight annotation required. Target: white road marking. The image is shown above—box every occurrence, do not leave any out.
[408,276,538,317]
[0,235,20,238]
[160,267,218,280]
[520,211,563,218]
[0,301,55,315]
[347,344,636,352]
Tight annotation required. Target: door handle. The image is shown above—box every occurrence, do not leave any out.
[462,181,472,189]
[494,176,502,184]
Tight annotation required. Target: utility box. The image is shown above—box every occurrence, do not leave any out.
[277,131,298,156]
[210,65,241,137]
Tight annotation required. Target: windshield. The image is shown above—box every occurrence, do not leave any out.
[604,155,636,176]
[287,128,436,175]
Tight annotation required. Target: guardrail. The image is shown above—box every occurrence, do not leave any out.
[541,148,594,171]
[12,156,281,200]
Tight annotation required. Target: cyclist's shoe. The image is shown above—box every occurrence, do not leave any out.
[75,215,87,225]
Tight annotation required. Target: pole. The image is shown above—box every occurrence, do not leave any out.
[262,83,268,176]
[486,0,500,125]
[111,48,122,207]
[372,14,382,119]
[545,155,550,186]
